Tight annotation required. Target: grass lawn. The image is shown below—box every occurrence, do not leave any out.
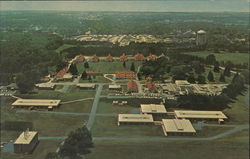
[55,44,75,53]
[1,140,61,159]
[183,51,249,64]
[57,100,93,113]
[1,97,89,140]
[16,86,96,102]
[91,116,164,137]
[224,86,249,124]
[97,100,137,114]
[76,61,142,74]
[85,140,249,159]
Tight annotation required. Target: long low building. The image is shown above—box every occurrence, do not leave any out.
[109,84,122,91]
[140,104,167,116]
[162,119,196,136]
[12,99,61,110]
[174,110,228,121]
[118,114,154,126]
[76,83,96,89]
[14,131,39,153]
[35,83,55,90]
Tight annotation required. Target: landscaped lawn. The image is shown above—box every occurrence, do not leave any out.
[91,116,164,137]
[97,100,137,114]
[183,51,249,64]
[16,86,96,102]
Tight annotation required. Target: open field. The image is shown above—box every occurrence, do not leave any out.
[55,44,75,53]
[183,52,249,64]
[76,61,142,74]
[97,100,137,114]
[16,86,96,102]
[85,140,249,159]
[1,140,61,159]
[224,86,249,124]
[91,116,164,137]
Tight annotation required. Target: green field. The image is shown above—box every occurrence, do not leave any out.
[85,140,249,159]
[91,116,164,137]
[97,100,137,114]
[55,44,75,53]
[224,86,249,124]
[76,61,142,74]
[183,52,249,64]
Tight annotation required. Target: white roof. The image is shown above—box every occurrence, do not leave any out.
[12,99,61,107]
[109,84,121,89]
[141,104,167,114]
[118,114,154,123]
[162,84,179,92]
[14,131,38,144]
[175,80,190,85]
[77,83,96,88]
[197,30,206,34]
[162,119,196,133]
[35,83,55,88]
[63,73,73,79]
[174,110,228,119]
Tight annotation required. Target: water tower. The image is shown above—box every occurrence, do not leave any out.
[196,30,207,46]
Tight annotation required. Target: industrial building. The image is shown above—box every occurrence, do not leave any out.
[12,99,61,110]
[140,104,167,116]
[162,119,196,136]
[14,131,38,153]
[76,83,96,89]
[109,84,122,91]
[118,114,154,126]
[174,110,227,124]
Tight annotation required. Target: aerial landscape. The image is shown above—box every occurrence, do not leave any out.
[0,1,249,159]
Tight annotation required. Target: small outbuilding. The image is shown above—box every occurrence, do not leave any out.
[109,84,122,91]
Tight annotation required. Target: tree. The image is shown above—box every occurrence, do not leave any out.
[219,73,226,82]
[205,54,216,65]
[59,126,93,158]
[123,61,126,68]
[81,71,87,79]
[130,62,135,72]
[223,64,232,77]
[187,74,196,83]
[207,71,215,82]
[84,62,89,69]
[69,64,78,75]
[197,75,206,84]
[88,76,92,82]
[213,61,220,72]
[16,73,34,94]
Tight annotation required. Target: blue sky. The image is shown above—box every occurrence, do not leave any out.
[1,1,249,12]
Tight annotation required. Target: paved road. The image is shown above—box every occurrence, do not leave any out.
[86,84,104,130]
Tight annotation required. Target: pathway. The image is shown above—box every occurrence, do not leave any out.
[86,84,104,130]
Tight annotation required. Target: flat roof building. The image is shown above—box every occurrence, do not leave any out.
[77,83,96,89]
[12,99,61,110]
[109,84,122,90]
[162,119,196,136]
[14,131,38,153]
[175,80,190,85]
[118,114,154,126]
[35,83,55,90]
[174,110,228,120]
[140,104,167,114]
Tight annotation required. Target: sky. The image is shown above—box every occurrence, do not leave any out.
[1,1,249,12]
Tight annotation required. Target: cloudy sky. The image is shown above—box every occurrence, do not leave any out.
[1,1,249,12]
